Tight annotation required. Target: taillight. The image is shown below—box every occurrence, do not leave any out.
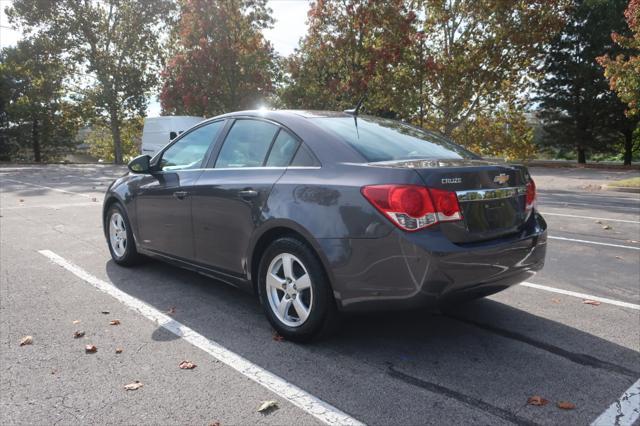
[361,184,463,231]
[525,179,536,211]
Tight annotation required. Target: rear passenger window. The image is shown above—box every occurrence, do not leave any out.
[215,120,278,168]
[265,130,299,167]
[290,144,320,167]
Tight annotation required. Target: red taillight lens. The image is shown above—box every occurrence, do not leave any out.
[361,184,462,231]
[525,179,536,211]
[389,186,431,218]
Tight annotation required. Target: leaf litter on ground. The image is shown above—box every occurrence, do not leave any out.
[258,400,279,413]
[19,336,33,346]
[124,381,143,391]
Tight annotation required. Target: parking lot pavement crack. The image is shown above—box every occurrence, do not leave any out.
[445,315,640,378]
[387,365,540,426]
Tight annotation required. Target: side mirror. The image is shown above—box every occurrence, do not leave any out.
[128,155,151,173]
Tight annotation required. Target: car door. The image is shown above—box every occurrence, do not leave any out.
[136,120,226,260]
[191,118,301,275]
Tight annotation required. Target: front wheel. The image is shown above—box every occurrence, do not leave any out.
[106,203,141,266]
[258,237,338,342]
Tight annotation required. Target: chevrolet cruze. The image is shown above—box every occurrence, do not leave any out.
[103,110,547,341]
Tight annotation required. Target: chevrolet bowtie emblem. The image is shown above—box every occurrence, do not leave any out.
[493,173,510,185]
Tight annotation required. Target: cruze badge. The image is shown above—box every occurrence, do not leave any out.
[493,173,510,185]
[441,177,462,184]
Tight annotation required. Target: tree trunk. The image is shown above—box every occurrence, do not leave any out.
[577,146,586,164]
[623,129,633,166]
[32,118,41,163]
[109,109,123,164]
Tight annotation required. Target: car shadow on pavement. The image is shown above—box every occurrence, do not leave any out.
[105,258,640,425]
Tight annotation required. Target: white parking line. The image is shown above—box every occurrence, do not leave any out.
[542,212,640,224]
[2,178,94,199]
[541,200,640,209]
[38,250,364,426]
[521,282,640,311]
[591,378,640,426]
[548,236,640,251]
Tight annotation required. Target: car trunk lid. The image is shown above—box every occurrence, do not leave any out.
[367,159,530,243]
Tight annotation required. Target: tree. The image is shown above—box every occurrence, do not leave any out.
[280,0,565,159]
[87,117,142,163]
[160,0,275,116]
[413,0,567,137]
[0,37,81,162]
[7,0,174,164]
[598,0,640,164]
[536,0,635,164]
[279,0,417,117]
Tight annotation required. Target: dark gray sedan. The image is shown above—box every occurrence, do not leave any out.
[103,110,547,341]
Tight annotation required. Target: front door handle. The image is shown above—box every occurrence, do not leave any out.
[238,189,258,198]
[173,191,189,200]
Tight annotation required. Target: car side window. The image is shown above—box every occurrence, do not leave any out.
[215,120,279,168]
[265,130,300,167]
[160,121,223,171]
[290,144,320,167]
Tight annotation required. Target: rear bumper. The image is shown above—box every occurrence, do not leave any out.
[318,212,547,312]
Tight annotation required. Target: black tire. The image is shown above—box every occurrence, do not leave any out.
[257,237,339,342]
[105,203,142,266]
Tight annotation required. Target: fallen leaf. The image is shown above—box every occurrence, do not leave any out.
[527,396,549,406]
[595,220,602,224]
[602,225,612,230]
[115,348,123,354]
[101,311,110,314]
[208,422,221,426]
[583,299,601,306]
[124,381,143,391]
[109,319,121,325]
[557,401,576,410]
[20,335,33,346]
[73,331,85,338]
[179,360,197,369]
[85,344,97,353]
[551,298,561,304]
[166,306,176,315]
[257,400,278,413]
[72,320,81,324]
[272,332,285,342]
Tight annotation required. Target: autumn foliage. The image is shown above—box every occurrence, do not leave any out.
[160,0,276,116]
[598,0,640,117]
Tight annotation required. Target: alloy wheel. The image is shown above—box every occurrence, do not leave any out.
[109,212,127,258]
[266,253,313,327]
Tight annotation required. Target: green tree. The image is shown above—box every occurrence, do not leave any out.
[160,0,275,116]
[412,0,567,137]
[87,117,142,163]
[7,0,174,164]
[537,0,636,164]
[0,37,81,162]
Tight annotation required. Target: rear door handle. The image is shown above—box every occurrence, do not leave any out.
[238,189,258,198]
[173,191,189,200]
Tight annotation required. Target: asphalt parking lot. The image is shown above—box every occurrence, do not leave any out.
[1,164,639,426]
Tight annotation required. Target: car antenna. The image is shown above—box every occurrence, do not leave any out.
[344,92,367,138]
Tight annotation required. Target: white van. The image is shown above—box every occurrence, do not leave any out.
[141,116,204,157]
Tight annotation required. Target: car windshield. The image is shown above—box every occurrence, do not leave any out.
[313,116,480,162]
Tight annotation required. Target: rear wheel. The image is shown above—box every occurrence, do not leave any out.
[258,237,338,342]
[106,203,141,266]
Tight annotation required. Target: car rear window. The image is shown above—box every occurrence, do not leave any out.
[313,116,479,162]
